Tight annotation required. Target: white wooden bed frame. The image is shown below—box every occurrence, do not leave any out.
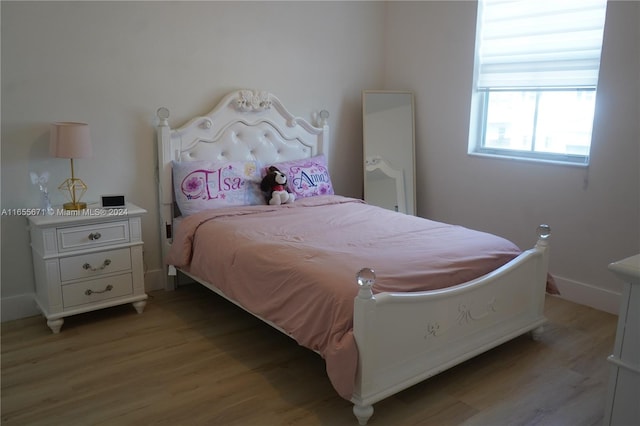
[156,89,551,425]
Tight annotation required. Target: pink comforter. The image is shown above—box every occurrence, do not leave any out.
[167,195,523,400]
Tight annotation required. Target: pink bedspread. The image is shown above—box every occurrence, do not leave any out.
[167,195,523,400]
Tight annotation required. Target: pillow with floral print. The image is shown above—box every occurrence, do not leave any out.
[266,155,334,199]
[172,160,264,216]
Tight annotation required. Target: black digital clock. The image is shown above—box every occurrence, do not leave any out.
[101,195,126,209]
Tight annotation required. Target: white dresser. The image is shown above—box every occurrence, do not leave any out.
[27,203,148,333]
[604,254,640,426]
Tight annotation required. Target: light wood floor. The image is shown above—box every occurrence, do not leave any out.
[2,284,617,426]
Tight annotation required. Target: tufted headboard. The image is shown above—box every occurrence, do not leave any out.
[156,89,329,289]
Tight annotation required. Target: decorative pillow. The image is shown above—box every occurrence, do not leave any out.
[267,155,334,199]
[172,160,264,215]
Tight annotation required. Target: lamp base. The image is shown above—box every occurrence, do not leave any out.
[63,201,87,211]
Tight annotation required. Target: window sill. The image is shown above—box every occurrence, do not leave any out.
[468,151,590,168]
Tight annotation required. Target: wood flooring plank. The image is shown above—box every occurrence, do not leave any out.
[1,285,617,425]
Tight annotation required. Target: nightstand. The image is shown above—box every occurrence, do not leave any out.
[27,203,148,333]
[604,254,640,426]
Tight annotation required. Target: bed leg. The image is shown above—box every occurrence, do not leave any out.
[353,404,374,425]
[530,325,544,341]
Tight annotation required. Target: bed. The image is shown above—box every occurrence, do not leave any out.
[155,89,553,425]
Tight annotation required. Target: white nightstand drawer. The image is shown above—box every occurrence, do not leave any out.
[57,221,130,252]
[62,274,133,309]
[59,248,132,282]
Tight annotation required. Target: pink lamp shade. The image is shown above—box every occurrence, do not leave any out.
[49,122,92,159]
[49,122,92,210]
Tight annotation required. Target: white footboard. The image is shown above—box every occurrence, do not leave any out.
[351,226,551,425]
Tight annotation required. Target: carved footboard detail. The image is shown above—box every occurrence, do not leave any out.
[351,227,551,425]
[424,297,499,340]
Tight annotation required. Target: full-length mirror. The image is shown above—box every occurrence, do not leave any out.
[362,90,416,215]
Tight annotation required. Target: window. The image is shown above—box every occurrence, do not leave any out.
[469,0,607,165]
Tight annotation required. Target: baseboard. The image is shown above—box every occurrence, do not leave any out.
[1,293,40,322]
[2,272,619,322]
[554,275,620,315]
[149,271,622,314]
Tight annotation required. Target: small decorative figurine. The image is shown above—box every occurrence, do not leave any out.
[30,171,54,215]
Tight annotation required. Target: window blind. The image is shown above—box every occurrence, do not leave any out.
[476,0,608,89]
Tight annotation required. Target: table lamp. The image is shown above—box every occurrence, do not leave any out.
[49,122,92,210]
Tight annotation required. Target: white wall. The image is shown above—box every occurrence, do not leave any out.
[384,1,640,313]
[1,1,385,320]
[2,1,638,321]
